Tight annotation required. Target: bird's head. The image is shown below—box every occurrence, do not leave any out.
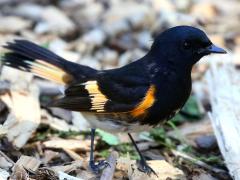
[149,26,226,70]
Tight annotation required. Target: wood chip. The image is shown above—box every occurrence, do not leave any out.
[130,160,185,180]
[34,168,58,180]
[58,171,84,180]
[192,173,217,180]
[0,151,14,170]
[41,109,78,132]
[63,149,84,161]
[43,150,59,164]
[117,155,186,180]
[10,156,41,180]
[0,168,10,180]
[0,157,13,170]
[0,125,7,137]
[10,164,28,180]
[76,170,97,180]
[51,160,83,173]
[1,90,40,148]
[14,155,41,172]
[43,139,91,151]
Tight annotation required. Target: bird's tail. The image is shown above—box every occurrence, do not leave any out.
[1,40,97,85]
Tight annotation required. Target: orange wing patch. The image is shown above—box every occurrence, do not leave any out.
[84,81,108,112]
[27,59,73,85]
[131,85,156,118]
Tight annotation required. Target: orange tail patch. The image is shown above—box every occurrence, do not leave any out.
[27,59,73,85]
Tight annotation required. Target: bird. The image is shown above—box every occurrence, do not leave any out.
[1,25,226,175]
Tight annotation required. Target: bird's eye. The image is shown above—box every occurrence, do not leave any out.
[183,41,191,49]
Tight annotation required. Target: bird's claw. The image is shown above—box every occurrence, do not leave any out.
[89,160,110,173]
[137,160,158,177]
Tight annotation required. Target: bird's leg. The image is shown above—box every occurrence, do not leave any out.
[128,133,158,176]
[89,128,109,173]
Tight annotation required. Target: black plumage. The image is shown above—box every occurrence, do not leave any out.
[1,26,226,175]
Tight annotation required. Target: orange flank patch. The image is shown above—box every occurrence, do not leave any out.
[131,85,156,118]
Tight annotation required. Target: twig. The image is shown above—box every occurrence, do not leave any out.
[171,149,226,174]
[100,151,119,180]
[0,150,14,165]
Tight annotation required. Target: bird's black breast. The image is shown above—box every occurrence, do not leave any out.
[142,68,192,125]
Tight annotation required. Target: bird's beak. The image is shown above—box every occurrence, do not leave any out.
[198,44,227,55]
[207,44,227,54]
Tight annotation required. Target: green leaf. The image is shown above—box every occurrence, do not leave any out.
[169,113,186,124]
[116,143,139,160]
[96,129,120,145]
[99,150,110,158]
[41,42,50,49]
[197,155,224,165]
[182,95,201,117]
[150,127,176,149]
[169,95,201,124]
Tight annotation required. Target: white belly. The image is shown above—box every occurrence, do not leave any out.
[81,112,153,133]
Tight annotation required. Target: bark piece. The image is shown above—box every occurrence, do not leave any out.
[207,63,240,179]
[100,151,119,180]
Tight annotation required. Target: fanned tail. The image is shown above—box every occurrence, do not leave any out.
[1,40,97,85]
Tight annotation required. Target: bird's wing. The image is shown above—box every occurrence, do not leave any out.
[49,74,156,119]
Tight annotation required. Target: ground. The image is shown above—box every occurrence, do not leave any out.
[0,0,239,179]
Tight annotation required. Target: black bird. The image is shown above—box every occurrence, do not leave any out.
[1,26,226,175]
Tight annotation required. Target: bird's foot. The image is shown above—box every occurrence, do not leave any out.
[89,160,110,173]
[137,160,158,177]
